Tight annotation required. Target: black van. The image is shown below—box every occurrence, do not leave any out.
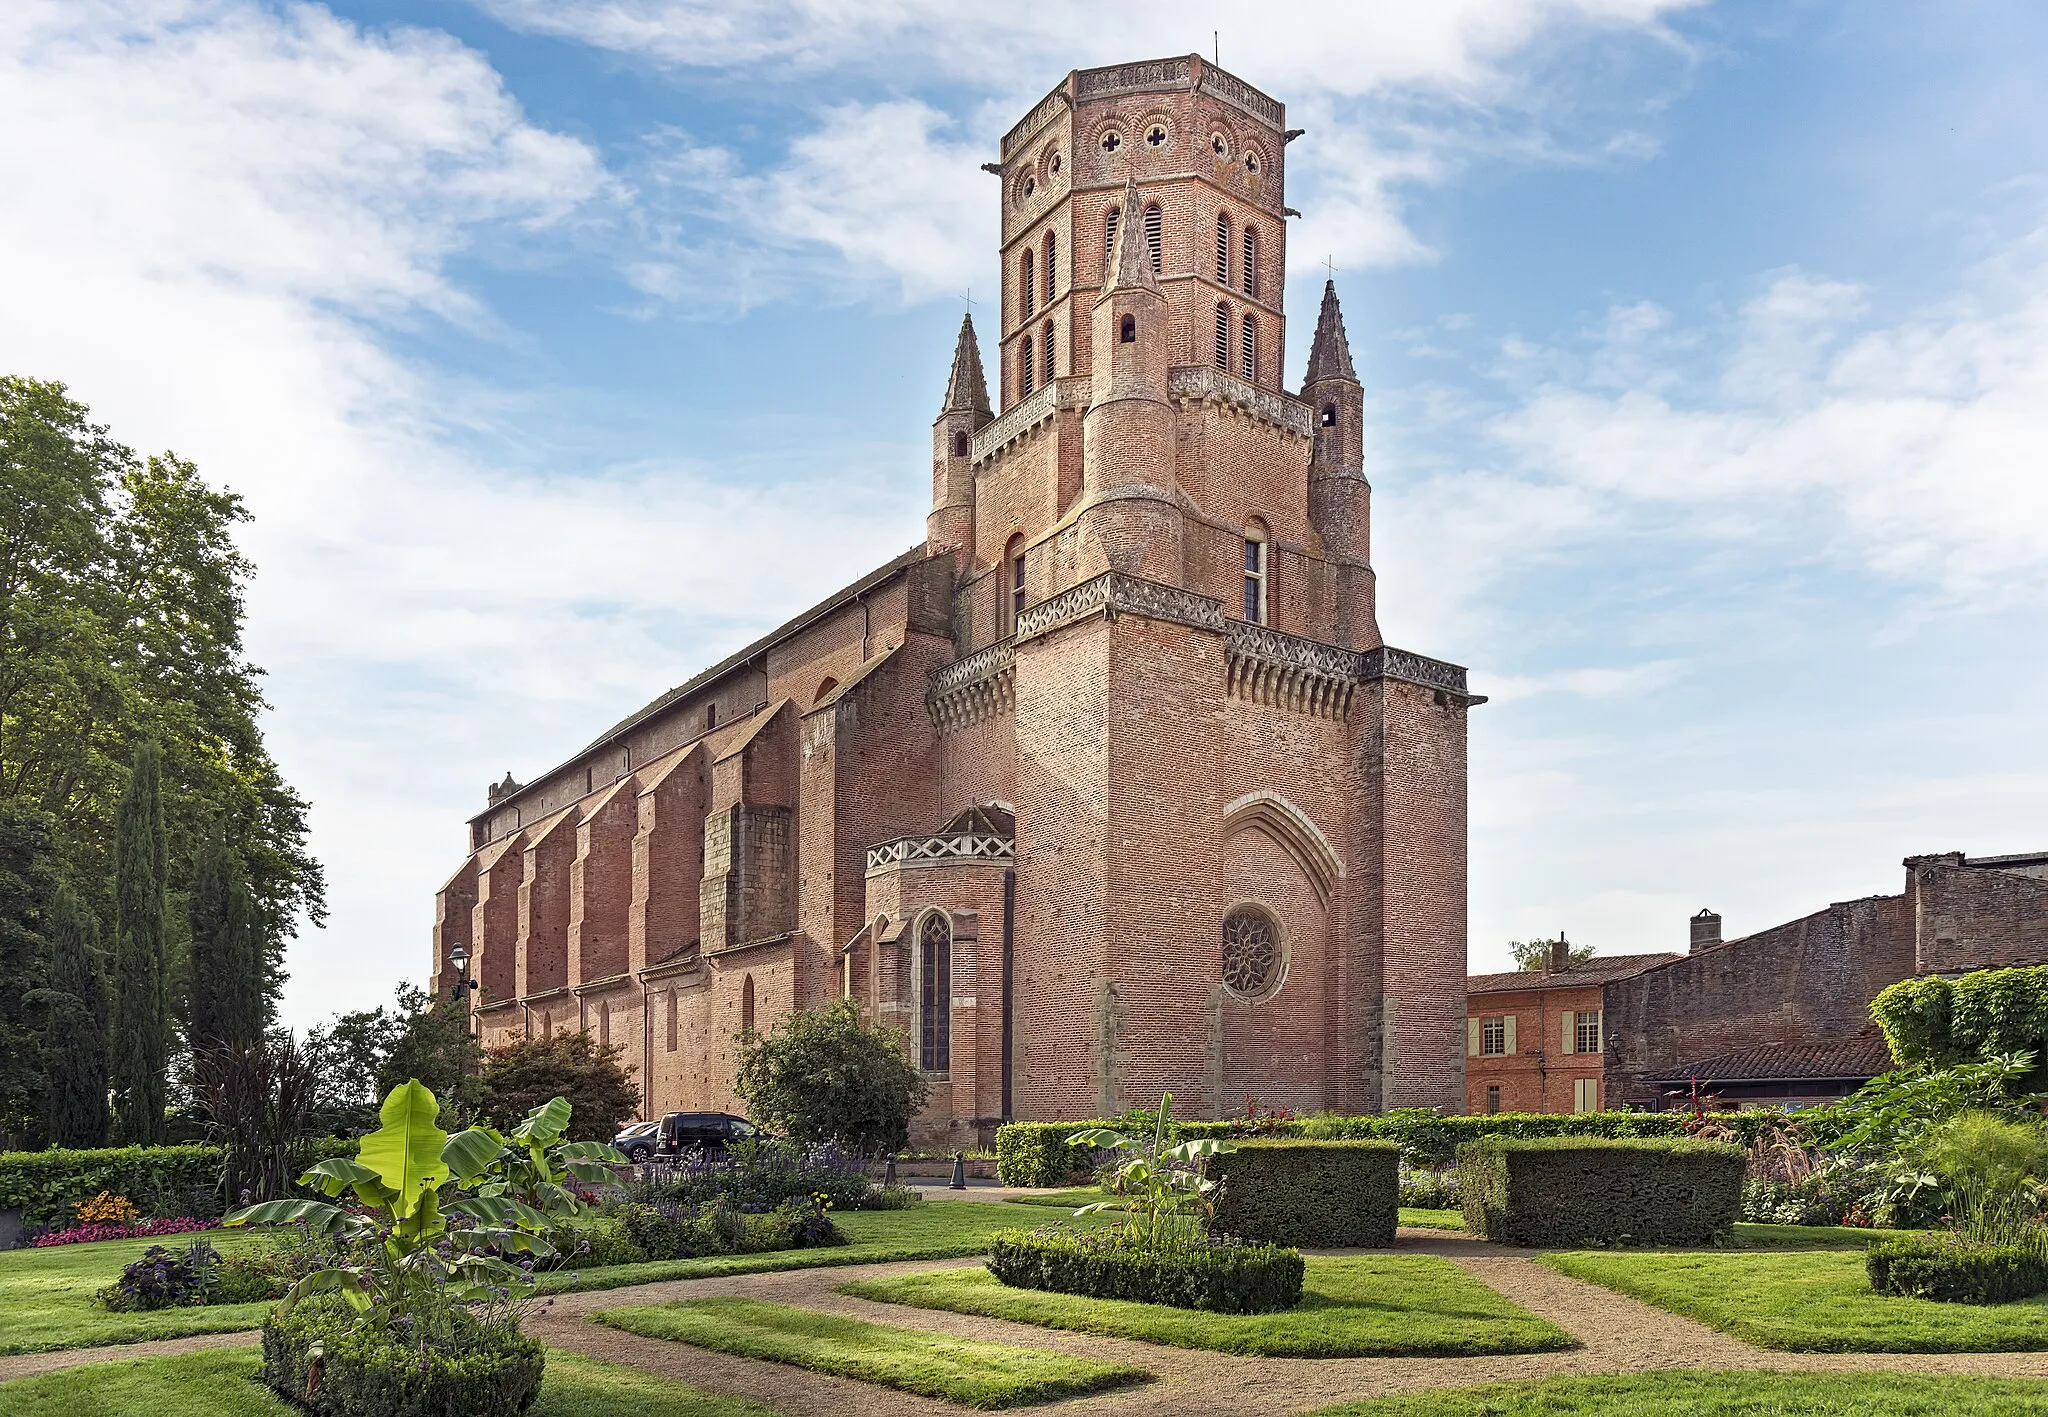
[646,1111,759,1161]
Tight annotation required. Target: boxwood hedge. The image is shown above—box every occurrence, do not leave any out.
[1208,1140,1398,1247]
[263,1297,545,1416]
[0,1146,223,1227]
[1867,1233,2048,1304]
[987,1227,1303,1313]
[1459,1136,1744,1247]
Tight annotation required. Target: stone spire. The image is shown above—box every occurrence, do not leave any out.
[1103,176,1158,295]
[1304,280,1358,385]
[941,313,992,416]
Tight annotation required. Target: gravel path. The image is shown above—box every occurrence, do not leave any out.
[0,1328,260,1383]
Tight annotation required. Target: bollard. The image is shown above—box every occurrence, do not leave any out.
[949,1151,967,1190]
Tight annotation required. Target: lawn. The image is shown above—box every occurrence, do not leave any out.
[1544,1248,2048,1352]
[1303,1371,2048,1416]
[838,1255,1575,1357]
[594,1297,1149,1409]
[0,1345,777,1416]
[1004,1188,1468,1234]
[0,1229,281,1356]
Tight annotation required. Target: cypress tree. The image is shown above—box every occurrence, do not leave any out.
[0,802,58,1146]
[188,823,233,1051]
[42,884,110,1147]
[110,740,169,1144]
[225,872,263,1048]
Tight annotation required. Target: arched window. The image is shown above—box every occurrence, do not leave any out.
[740,973,755,1036]
[1041,319,1055,382]
[1214,302,1230,368]
[1119,313,1136,343]
[952,429,969,457]
[918,911,952,1072]
[1143,203,1162,272]
[1215,212,1231,284]
[1019,336,1034,398]
[1044,231,1057,298]
[1021,248,1034,318]
[1243,520,1268,624]
[1242,313,1258,382]
[1104,206,1119,270]
[1320,404,1337,428]
[1005,533,1026,634]
[1243,227,1259,297]
[814,676,838,705]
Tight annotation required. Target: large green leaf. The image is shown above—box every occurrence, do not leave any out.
[442,1126,506,1184]
[446,1194,552,1232]
[511,1096,573,1145]
[558,1141,631,1164]
[282,1267,368,1314]
[223,1197,360,1239]
[358,1078,450,1218]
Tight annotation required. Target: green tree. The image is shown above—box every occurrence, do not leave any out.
[481,1031,640,1143]
[1874,967,2048,1079]
[0,377,322,1021]
[188,822,262,1052]
[309,983,484,1130]
[110,739,169,1143]
[0,801,59,1145]
[735,998,930,1156]
[36,883,109,1147]
[1511,937,1595,972]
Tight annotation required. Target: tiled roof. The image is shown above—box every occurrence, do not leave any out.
[1467,953,1684,994]
[1644,1035,1896,1085]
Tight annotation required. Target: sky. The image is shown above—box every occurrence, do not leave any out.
[3,1,2045,1032]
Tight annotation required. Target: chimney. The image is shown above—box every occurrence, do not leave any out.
[1547,935,1571,975]
[1690,909,1722,953]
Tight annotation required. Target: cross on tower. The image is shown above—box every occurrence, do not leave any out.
[1324,255,1338,283]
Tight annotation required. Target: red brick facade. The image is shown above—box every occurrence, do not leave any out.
[432,56,1483,1143]
[1464,946,1680,1115]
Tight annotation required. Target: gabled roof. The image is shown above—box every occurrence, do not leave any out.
[1467,952,1684,994]
[1643,1034,1896,1085]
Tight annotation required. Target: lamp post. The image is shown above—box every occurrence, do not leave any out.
[447,945,480,1036]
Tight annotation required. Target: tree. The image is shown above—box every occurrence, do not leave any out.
[0,802,59,1145]
[110,740,169,1143]
[1511,937,1595,972]
[188,822,262,1052]
[734,999,929,1156]
[1873,966,2048,1080]
[308,982,483,1132]
[0,377,322,1024]
[37,883,110,1147]
[481,1031,639,1143]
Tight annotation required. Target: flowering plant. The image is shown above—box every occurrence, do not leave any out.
[32,1217,217,1248]
[74,1191,141,1226]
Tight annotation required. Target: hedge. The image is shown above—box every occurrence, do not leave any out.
[1874,966,2048,1077]
[1208,1140,1398,1247]
[1458,1137,1744,1247]
[263,1297,545,1416]
[0,1138,355,1228]
[1867,1233,2048,1304]
[987,1227,1303,1313]
[994,1111,1689,1184]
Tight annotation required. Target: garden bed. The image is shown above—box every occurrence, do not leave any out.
[593,1297,1150,1409]
[838,1255,1575,1357]
[1543,1249,2048,1352]
[1303,1370,2048,1416]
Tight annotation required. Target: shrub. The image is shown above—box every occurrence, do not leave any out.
[863,1182,924,1210]
[566,1216,649,1269]
[263,1296,545,1417]
[988,1226,1303,1313]
[1874,967,2048,1078]
[1459,1137,1744,1247]
[98,1241,222,1311]
[996,1123,1096,1187]
[480,1031,640,1143]
[611,1193,842,1262]
[734,998,929,1155]
[634,1137,873,1212]
[32,1216,218,1247]
[1867,1232,2048,1304]
[1208,1140,1398,1247]
[0,1144,222,1226]
[1400,1168,1460,1210]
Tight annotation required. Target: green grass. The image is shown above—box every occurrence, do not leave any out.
[1723,1222,1911,1249]
[0,1229,282,1356]
[1302,1370,2048,1416]
[1544,1248,2048,1352]
[0,1345,777,1416]
[1400,1207,1463,1230]
[838,1255,1574,1357]
[594,1297,1148,1410]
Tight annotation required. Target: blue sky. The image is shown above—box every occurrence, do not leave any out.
[3,1,2044,1030]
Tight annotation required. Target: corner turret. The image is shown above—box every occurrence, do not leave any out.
[928,314,992,561]
[1300,281,1378,645]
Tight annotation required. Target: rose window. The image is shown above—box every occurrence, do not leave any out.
[1222,907,1280,999]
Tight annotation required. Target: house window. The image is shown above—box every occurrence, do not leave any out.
[1243,227,1259,297]
[1242,527,1267,624]
[1480,1016,1506,1056]
[1143,203,1162,272]
[1486,1085,1502,1114]
[1576,1010,1603,1056]
[1019,336,1034,398]
[1215,212,1231,284]
[952,430,968,457]
[1044,231,1057,297]
[919,911,952,1073]
[1241,313,1257,382]
[1574,1077,1599,1113]
[1042,319,1055,382]
[1214,303,1230,368]
[1021,248,1034,318]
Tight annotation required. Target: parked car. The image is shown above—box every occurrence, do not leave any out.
[650,1111,759,1160]
[613,1119,662,1163]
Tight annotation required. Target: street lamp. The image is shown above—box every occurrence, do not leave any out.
[446,945,480,1039]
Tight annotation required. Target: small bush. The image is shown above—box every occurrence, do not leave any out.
[862,1182,924,1210]
[1867,1232,2048,1304]
[1460,1137,1744,1247]
[563,1216,649,1269]
[1209,1140,1398,1247]
[987,1226,1304,1314]
[633,1137,873,1212]
[1400,1168,1460,1210]
[97,1241,222,1311]
[262,1297,544,1417]
[609,1193,842,1263]
[996,1123,1096,1187]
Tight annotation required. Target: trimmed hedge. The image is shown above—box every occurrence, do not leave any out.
[1867,1233,2048,1304]
[1209,1140,1398,1247]
[1459,1137,1744,1247]
[0,1146,223,1227]
[263,1297,545,1416]
[994,1111,1690,1183]
[987,1227,1303,1313]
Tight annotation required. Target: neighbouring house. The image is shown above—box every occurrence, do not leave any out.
[1605,851,2048,1109]
[1465,939,1682,1114]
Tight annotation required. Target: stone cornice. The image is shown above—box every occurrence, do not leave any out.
[972,377,1089,464]
[1015,571,1226,645]
[927,637,1015,734]
[1226,620,1360,719]
[1167,367,1314,436]
[1361,646,1480,701]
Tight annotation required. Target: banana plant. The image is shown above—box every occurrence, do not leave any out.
[1067,1091,1236,1249]
[442,1096,631,1223]
[225,1079,555,1329]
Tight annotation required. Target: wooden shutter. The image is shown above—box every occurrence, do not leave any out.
[1503,1014,1518,1055]
[1561,1010,1575,1055]
[1467,1018,1481,1057]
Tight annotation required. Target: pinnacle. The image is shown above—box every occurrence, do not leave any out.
[1304,279,1358,385]
[1103,176,1159,295]
[940,313,991,416]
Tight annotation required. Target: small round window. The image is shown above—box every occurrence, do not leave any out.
[1222,906,1283,1001]
[1100,129,1122,154]
[1210,133,1229,160]
[1145,124,1169,148]
[1049,152,1062,175]
[1022,175,1036,199]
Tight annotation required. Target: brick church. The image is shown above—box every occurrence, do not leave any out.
[432,55,1483,1140]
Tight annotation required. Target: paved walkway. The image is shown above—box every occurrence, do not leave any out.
[11,1228,2048,1413]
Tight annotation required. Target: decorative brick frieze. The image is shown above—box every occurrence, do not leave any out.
[1195,66,1283,127]
[1167,366,1314,437]
[1076,56,1193,103]
[971,377,1087,464]
[1225,620,1360,719]
[927,637,1015,734]
[865,831,1016,876]
[1001,89,1069,161]
[1361,646,1474,698]
[1014,570,1225,645]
